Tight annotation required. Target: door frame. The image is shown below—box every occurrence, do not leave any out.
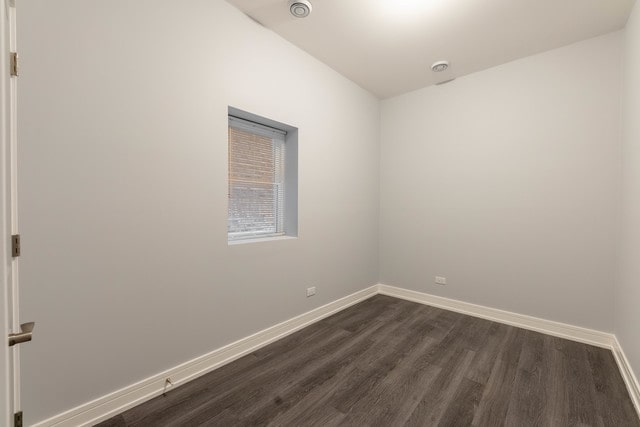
[1,0,18,425]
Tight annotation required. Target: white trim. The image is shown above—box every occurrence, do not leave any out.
[377,284,615,348]
[32,285,378,427]
[8,0,20,414]
[228,235,296,245]
[1,1,13,425]
[611,336,640,416]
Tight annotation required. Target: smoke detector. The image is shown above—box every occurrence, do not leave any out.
[289,0,313,18]
[431,61,449,72]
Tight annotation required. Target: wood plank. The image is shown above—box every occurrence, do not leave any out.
[466,322,510,384]
[404,347,477,426]
[504,329,546,426]
[559,338,601,426]
[438,377,485,426]
[471,327,527,426]
[330,327,438,424]
[586,345,640,426]
[265,364,358,427]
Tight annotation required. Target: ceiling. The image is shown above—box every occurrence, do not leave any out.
[226,0,636,99]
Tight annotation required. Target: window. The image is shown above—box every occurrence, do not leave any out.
[227,109,298,242]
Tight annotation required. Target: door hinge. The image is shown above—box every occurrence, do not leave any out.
[11,234,20,257]
[10,52,18,77]
[14,411,23,427]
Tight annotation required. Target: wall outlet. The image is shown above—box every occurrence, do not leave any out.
[306,286,316,297]
[435,276,447,285]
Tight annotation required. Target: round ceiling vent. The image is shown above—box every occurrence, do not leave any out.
[431,61,449,72]
[289,0,313,18]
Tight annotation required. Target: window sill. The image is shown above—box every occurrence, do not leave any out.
[228,235,297,246]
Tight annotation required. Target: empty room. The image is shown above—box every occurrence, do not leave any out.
[1,0,640,426]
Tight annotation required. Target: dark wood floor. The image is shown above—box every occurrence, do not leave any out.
[97,295,639,426]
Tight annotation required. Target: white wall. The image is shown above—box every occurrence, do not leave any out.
[379,32,623,332]
[17,1,380,424]
[617,0,640,384]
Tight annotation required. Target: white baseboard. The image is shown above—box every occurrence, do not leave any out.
[612,336,640,416]
[32,285,379,427]
[377,284,615,348]
[33,283,640,425]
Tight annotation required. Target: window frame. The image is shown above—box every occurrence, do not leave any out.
[227,107,298,244]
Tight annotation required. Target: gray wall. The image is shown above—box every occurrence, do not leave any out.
[618,0,640,386]
[379,32,622,332]
[17,1,380,423]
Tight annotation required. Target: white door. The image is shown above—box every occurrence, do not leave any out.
[0,0,11,425]
[1,1,23,426]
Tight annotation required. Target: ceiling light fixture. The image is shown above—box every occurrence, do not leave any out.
[289,0,313,18]
[431,61,449,72]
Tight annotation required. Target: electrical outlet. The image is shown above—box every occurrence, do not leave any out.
[435,276,447,285]
[306,286,316,297]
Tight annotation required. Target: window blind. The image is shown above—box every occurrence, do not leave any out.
[228,116,286,240]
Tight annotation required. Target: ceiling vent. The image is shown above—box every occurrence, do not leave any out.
[289,0,312,18]
[431,61,449,72]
